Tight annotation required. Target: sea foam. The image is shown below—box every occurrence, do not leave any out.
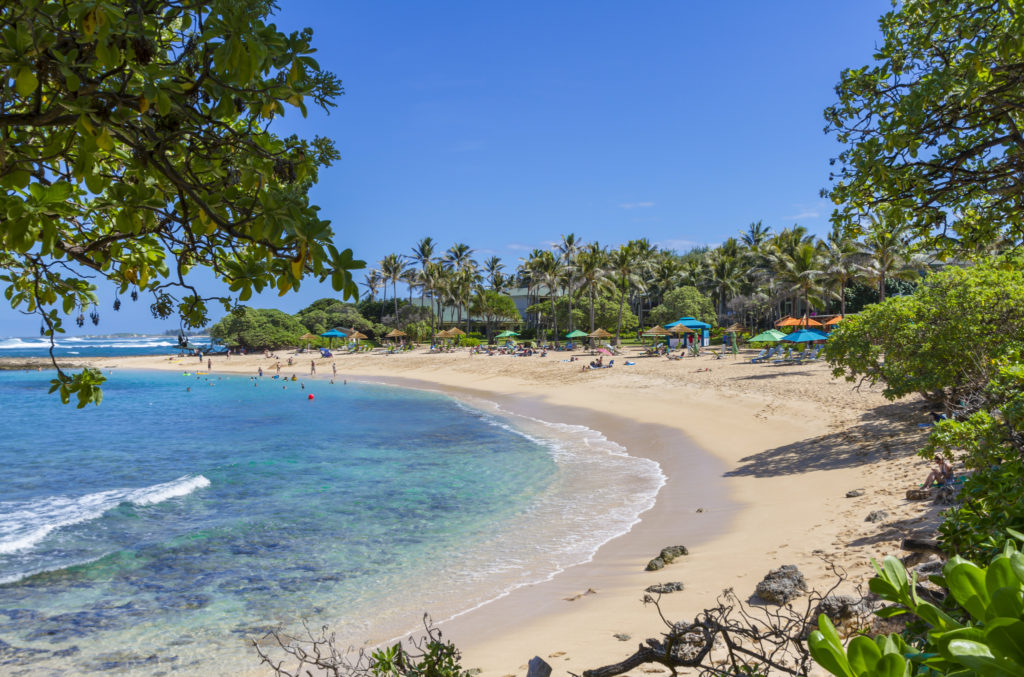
[0,475,210,554]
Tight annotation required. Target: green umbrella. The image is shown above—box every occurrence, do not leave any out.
[748,329,786,343]
[565,330,589,339]
[495,330,519,338]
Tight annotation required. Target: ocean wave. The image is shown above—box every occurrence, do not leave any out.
[0,475,210,555]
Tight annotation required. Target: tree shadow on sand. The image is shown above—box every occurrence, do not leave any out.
[726,400,930,478]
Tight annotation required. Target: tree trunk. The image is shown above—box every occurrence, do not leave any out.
[589,285,596,332]
[615,288,625,345]
[567,276,574,332]
[840,279,846,316]
[879,275,886,302]
[550,293,558,345]
[394,282,399,318]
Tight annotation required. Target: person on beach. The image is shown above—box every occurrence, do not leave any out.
[922,455,953,487]
[275,362,281,375]
[258,366,263,378]
[207,358,212,371]
[310,360,316,376]
[332,362,337,378]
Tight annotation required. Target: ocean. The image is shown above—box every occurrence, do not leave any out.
[0,335,212,359]
[0,368,663,675]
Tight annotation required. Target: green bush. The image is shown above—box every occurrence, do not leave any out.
[810,537,1024,677]
[458,337,481,348]
[824,257,1024,403]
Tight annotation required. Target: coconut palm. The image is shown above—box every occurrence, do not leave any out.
[607,244,640,344]
[705,246,744,319]
[410,237,436,268]
[533,250,563,342]
[556,233,582,332]
[822,229,862,316]
[773,241,826,322]
[483,256,504,290]
[362,269,383,302]
[740,220,772,250]
[379,253,406,320]
[443,242,475,271]
[858,212,925,301]
[576,243,612,332]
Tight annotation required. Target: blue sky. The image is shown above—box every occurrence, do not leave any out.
[2,1,892,336]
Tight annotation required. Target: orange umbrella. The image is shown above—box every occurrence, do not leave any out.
[825,315,844,326]
[777,316,823,328]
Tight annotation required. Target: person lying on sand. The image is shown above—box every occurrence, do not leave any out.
[921,455,953,487]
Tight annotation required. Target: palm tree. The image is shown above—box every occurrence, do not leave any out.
[421,261,447,336]
[822,229,862,316]
[576,243,611,332]
[858,212,924,302]
[773,242,826,322]
[534,250,563,342]
[410,237,436,269]
[483,256,504,290]
[705,247,744,319]
[607,244,640,344]
[556,233,582,332]
[379,253,406,320]
[740,220,772,250]
[443,242,475,270]
[362,269,383,302]
[627,238,657,330]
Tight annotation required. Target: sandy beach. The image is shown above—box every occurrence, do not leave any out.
[45,344,942,676]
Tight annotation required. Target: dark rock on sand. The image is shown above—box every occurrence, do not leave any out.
[846,489,865,498]
[906,488,931,500]
[815,595,869,624]
[646,581,685,595]
[646,545,689,571]
[754,565,807,605]
[865,510,889,523]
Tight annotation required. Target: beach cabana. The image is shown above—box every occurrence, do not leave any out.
[749,329,786,343]
[782,329,829,343]
[665,317,712,346]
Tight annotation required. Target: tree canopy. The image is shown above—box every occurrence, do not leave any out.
[826,1,1024,253]
[209,306,306,350]
[823,257,1024,405]
[648,286,716,327]
[1,0,363,405]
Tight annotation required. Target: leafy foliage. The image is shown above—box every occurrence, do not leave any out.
[824,259,1024,403]
[826,1,1024,254]
[925,357,1024,559]
[0,0,363,404]
[648,286,716,327]
[209,307,307,350]
[527,291,637,338]
[809,541,1024,677]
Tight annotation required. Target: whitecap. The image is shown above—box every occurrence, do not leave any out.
[0,475,210,554]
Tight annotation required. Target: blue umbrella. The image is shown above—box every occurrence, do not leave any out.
[782,329,828,343]
[320,328,347,348]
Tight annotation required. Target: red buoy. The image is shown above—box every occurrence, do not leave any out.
[308,393,314,400]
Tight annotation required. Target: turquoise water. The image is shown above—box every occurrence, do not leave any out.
[0,370,663,674]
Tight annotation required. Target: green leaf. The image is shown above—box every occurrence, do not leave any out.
[15,67,38,97]
[847,636,883,676]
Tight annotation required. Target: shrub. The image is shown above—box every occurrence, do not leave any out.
[810,539,1024,677]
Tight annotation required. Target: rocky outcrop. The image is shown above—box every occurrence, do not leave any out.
[645,581,684,594]
[846,489,865,498]
[754,565,807,605]
[646,545,688,571]
[814,595,869,625]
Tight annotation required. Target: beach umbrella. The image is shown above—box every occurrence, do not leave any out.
[494,330,519,339]
[775,316,803,327]
[782,329,829,343]
[723,323,746,334]
[669,324,695,334]
[385,329,407,339]
[825,315,845,326]
[447,327,466,337]
[588,328,613,339]
[435,329,452,340]
[300,332,319,351]
[320,328,346,348]
[748,329,786,343]
[643,325,671,336]
[565,329,589,339]
[347,330,368,340]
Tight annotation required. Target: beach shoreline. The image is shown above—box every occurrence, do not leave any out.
[6,347,943,675]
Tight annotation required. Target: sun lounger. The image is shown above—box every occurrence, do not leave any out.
[750,348,768,363]
[771,347,792,363]
[751,347,777,363]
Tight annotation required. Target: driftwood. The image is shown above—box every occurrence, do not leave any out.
[583,562,861,677]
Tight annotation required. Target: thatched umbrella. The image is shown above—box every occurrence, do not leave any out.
[643,325,671,335]
[385,329,407,340]
[347,330,368,340]
[723,323,746,334]
[435,329,452,340]
[447,327,466,336]
[300,332,318,350]
[588,328,613,338]
[669,324,694,334]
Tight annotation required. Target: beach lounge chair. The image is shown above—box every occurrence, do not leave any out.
[771,347,792,363]
[749,348,768,363]
[751,347,776,363]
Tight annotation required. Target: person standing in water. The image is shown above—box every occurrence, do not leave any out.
[310,360,316,376]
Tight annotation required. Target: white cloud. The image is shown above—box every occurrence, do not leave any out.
[783,200,831,221]
[620,201,655,209]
